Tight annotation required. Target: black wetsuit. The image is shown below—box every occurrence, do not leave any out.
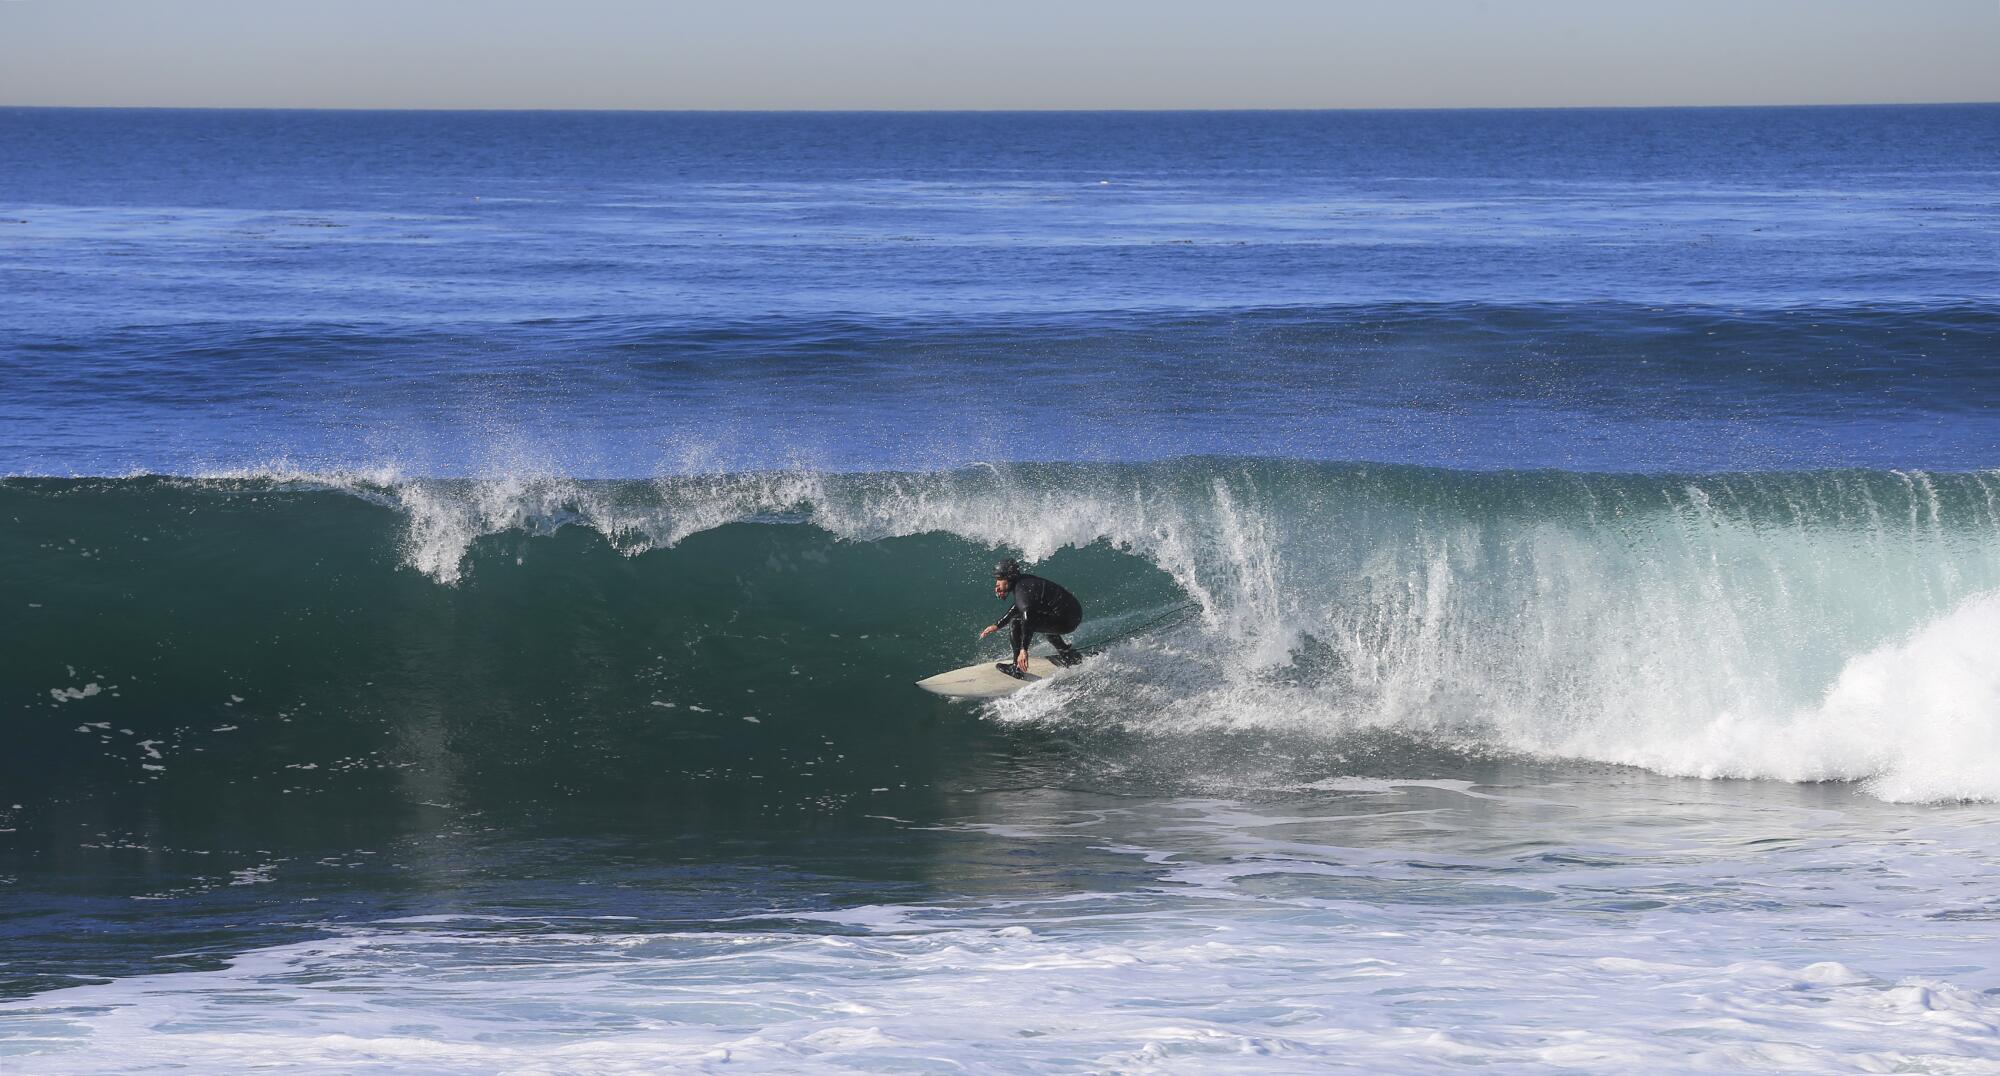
[994,574,1084,663]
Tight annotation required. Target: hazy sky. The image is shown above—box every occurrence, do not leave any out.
[2,0,1996,110]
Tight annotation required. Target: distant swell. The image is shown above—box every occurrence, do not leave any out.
[9,301,2000,476]
[5,459,1999,804]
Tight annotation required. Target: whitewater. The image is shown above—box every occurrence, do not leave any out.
[8,775,1999,1073]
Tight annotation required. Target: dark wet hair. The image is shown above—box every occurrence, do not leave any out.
[993,558,1022,581]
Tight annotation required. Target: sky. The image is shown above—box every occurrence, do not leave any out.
[1,0,1996,111]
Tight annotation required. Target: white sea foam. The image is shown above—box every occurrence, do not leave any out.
[1530,588,2000,803]
[5,786,1996,1073]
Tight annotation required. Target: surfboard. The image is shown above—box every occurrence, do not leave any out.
[915,655,1081,699]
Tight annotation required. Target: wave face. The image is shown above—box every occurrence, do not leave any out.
[7,459,1999,817]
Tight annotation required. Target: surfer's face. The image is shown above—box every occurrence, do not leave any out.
[994,577,1011,598]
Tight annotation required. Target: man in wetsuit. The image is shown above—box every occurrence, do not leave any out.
[979,559,1084,678]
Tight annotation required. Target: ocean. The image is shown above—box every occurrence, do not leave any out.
[3,105,1999,1072]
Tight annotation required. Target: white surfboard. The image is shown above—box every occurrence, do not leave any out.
[915,656,1081,699]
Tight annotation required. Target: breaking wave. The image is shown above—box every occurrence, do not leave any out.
[6,458,1999,803]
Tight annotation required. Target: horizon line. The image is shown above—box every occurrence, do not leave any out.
[5,100,1997,115]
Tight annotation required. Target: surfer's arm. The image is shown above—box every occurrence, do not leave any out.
[979,605,1018,639]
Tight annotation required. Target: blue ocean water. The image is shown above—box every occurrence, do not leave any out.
[4,107,2000,1071]
[4,106,1998,474]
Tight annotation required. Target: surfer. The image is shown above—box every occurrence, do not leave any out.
[979,559,1084,678]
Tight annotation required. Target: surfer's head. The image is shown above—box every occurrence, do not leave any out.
[993,558,1021,596]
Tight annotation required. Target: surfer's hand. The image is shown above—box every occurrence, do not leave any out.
[979,625,996,639]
